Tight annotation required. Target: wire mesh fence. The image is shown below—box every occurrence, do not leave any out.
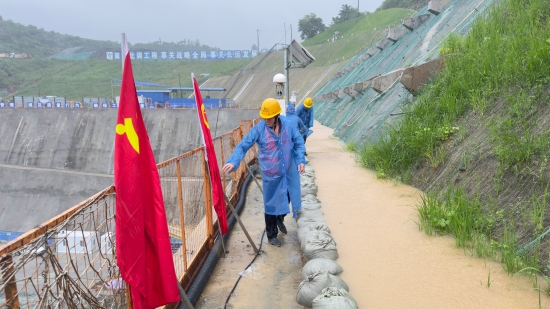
[0,119,258,308]
[314,0,496,146]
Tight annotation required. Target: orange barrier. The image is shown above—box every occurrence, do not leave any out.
[0,119,259,308]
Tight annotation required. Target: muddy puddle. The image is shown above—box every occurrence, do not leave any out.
[306,122,549,308]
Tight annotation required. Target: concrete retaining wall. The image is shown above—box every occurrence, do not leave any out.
[401,57,444,92]
[0,108,259,231]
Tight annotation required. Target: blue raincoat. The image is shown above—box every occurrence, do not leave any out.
[226,118,306,216]
[296,103,314,130]
[285,104,308,140]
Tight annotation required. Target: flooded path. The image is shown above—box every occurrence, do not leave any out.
[306,121,548,308]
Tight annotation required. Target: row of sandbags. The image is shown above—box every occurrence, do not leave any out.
[295,166,358,309]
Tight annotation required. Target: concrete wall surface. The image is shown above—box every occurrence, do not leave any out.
[0,108,259,231]
[0,109,259,174]
[0,166,113,232]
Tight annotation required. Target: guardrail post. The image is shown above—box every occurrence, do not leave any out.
[201,148,214,245]
[230,131,237,184]
[237,124,245,179]
[219,138,227,193]
[176,160,188,271]
[126,284,134,309]
[1,255,20,309]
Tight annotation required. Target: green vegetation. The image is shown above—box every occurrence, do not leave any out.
[0,58,251,101]
[378,0,429,11]
[359,0,550,282]
[345,141,358,152]
[0,8,409,100]
[0,18,218,59]
[359,0,550,177]
[298,13,327,40]
[330,4,364,26]
[0,19,118,58]
[303,8,413,67]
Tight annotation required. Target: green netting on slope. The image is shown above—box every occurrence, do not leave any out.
[316,0,495,97]
[316,83,412,146]
[314,0,495,144]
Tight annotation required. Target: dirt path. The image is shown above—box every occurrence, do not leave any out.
[306,121,549,308]
[196,177,304,309]
[197,120,549,309]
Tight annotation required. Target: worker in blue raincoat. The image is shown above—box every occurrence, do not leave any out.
[222,98,306,247]
[296,97,314,155]
[285,103,308,142]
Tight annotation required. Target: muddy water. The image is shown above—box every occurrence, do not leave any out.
[307,121,548,309]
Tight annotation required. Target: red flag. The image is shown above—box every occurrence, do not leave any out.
[192,74,229,234]
[114,51,180,308]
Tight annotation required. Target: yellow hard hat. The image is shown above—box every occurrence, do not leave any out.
[259,98,282,119]
[304,97,313,108]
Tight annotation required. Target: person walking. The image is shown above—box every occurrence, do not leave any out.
[222,98,306,247]
[285,103,308,143]
[296,97,314,155]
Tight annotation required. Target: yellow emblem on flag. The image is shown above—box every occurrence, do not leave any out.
[201,104,210,129]
[116,118,140,154]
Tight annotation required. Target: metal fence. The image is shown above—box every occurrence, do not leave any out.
[0,119,259,308]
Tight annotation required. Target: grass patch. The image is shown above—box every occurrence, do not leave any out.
[345,141,358,152]
[359,0,550,276]
[417,185,550,285]
[358,0,550,178]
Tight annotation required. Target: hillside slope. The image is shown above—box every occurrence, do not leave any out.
[0,9,410,103]
[315,0,550,281]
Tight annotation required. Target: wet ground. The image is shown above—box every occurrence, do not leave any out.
[197,121,549,309]
[196,176,304,309]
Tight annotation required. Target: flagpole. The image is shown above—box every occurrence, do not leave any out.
[203,160,227,258]
[192,72,258,254]
[223,191,259,255]
[121,32,127,70]
[204,152,259,255]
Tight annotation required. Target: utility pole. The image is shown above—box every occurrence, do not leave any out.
[257,29,260,53]
[284,23,286,45]
[358,0,360,11]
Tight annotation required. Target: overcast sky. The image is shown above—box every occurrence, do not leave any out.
[1,0,384,50]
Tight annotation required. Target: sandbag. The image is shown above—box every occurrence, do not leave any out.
[301,258,343,280]
[302,194,322,210]
[297,217,326,229]
[301,182,318,197]
[302,194,320,203]
[298,209,324,219]
[302,230,338,260]
[302,202,322,210]
[298,223,331,243]
[312,287,358,309]
[301,171,316,183]
[296,272,349,308]
[305,165,315,174]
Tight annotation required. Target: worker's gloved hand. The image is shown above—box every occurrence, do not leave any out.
[222,163,236,174]
[292,210,299,219]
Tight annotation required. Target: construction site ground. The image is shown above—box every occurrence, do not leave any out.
[197,121,549,309]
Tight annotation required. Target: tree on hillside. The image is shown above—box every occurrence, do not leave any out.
[376,0,428,11]
[298,14,326,40]
[331,4,363,25]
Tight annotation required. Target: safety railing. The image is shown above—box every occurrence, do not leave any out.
[0,119,260,308]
